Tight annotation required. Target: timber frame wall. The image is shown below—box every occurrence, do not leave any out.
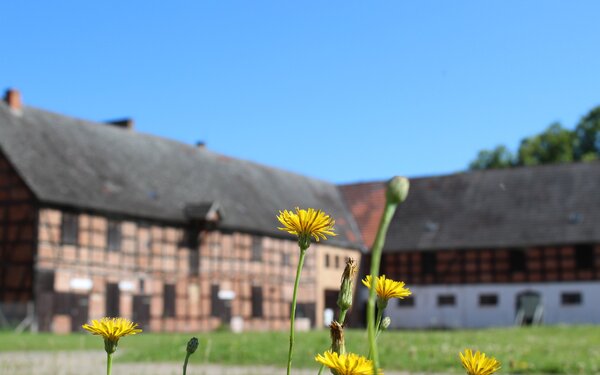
[0,151,36,305]
[382,245,600,285]
[36,206,318,333]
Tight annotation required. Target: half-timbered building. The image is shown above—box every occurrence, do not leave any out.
[342,163,600,328]
[0,89,363,333]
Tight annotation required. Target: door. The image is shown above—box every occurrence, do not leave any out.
[70,295,89,332]
[132,295,151,330]
[515,291,542,325]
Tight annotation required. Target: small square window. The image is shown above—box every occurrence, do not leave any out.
[437,294,456,306]
[325,254,330,268]
[398,296,415,308]
[479,294,498,307]
[561,292,582,306]
[335,255,340,268]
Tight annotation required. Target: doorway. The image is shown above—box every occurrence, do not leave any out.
[515,291,543,325]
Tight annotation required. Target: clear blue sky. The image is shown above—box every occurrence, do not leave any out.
[2,1,599,184]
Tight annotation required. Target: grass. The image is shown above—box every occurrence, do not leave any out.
[1,325,599,374]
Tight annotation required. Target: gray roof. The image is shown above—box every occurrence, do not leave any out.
[0,102,363,249]
[383,162,600,251]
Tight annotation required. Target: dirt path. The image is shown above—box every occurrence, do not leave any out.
[0,351,423,375]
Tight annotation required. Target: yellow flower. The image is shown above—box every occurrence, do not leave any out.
[315,351,383,375]
[459,349,501,375]
[83,317,142,353]
[277,207,336,243]
[362,275,411,301]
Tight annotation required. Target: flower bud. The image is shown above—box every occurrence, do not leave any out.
[381,317,391,330]
[329,321,346,355]
[386,176,409,204]
[337,258,357,312]
[186,337,199,354]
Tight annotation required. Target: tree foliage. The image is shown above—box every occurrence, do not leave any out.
[517,123,574,166]
[469,146,514,170]
[469,105,600,170]
[574,106,600,161]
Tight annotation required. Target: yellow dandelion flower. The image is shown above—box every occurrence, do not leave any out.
[277,207,336,243]
[83,317,142,353]
[315,351,383,375]
[362,275,411,301]
[459,349,501,375]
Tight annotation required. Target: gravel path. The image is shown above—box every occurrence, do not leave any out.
[0,351,424,375]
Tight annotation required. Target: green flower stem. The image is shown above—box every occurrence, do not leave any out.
[287,245,308,375]
[106,352,113,375]
[338,309,347,325]
[375,307,384,338]
[183,352,191,375]
[367,201,399,373]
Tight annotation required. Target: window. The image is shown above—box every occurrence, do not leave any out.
[106,283,120,316]
[210,284,220,317]
[325,254,330,268]
[509,249,526,272]
[107,221,121,251]
[437,294,456,306]
[181,226,199,250]
[479,294,498,307]
[398,296,415,307]
[561,292,582,306]
[575,244,594,269]
[335,255,340,268]
[189,249,199,276]
[282,252,290,266]
[421,251,436,274]
[251,286,263,317]
[251,237,262,261]
[163,284,176,317]
[61,212,78,245]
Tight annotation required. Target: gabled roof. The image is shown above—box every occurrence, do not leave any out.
[0,102,363,249]
[342,162,600,251]
[338,181,386,248]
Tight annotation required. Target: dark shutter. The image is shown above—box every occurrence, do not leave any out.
[251,286,263,318]
[251,237,262,261]
[106,283,120,316]
[509,249,527,272]
[61,213,78,245]
[210,284,220,317]
[163,284,176,317]
[107,221,121,251]
[575,244,594,269]
[421,251,436,275]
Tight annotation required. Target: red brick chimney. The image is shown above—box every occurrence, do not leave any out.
[4,89,22,111]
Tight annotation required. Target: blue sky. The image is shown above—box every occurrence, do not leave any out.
[1,1,599,183]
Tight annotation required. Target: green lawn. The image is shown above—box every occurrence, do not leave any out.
[1,326,599,374]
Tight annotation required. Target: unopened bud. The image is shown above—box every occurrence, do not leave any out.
[337,258,357,312]
[381,317,391,330]
[329,321,346,355]
[186,337,199,354]
[386,176,409,204]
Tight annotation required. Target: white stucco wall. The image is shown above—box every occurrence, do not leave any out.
[376,282,600,328]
